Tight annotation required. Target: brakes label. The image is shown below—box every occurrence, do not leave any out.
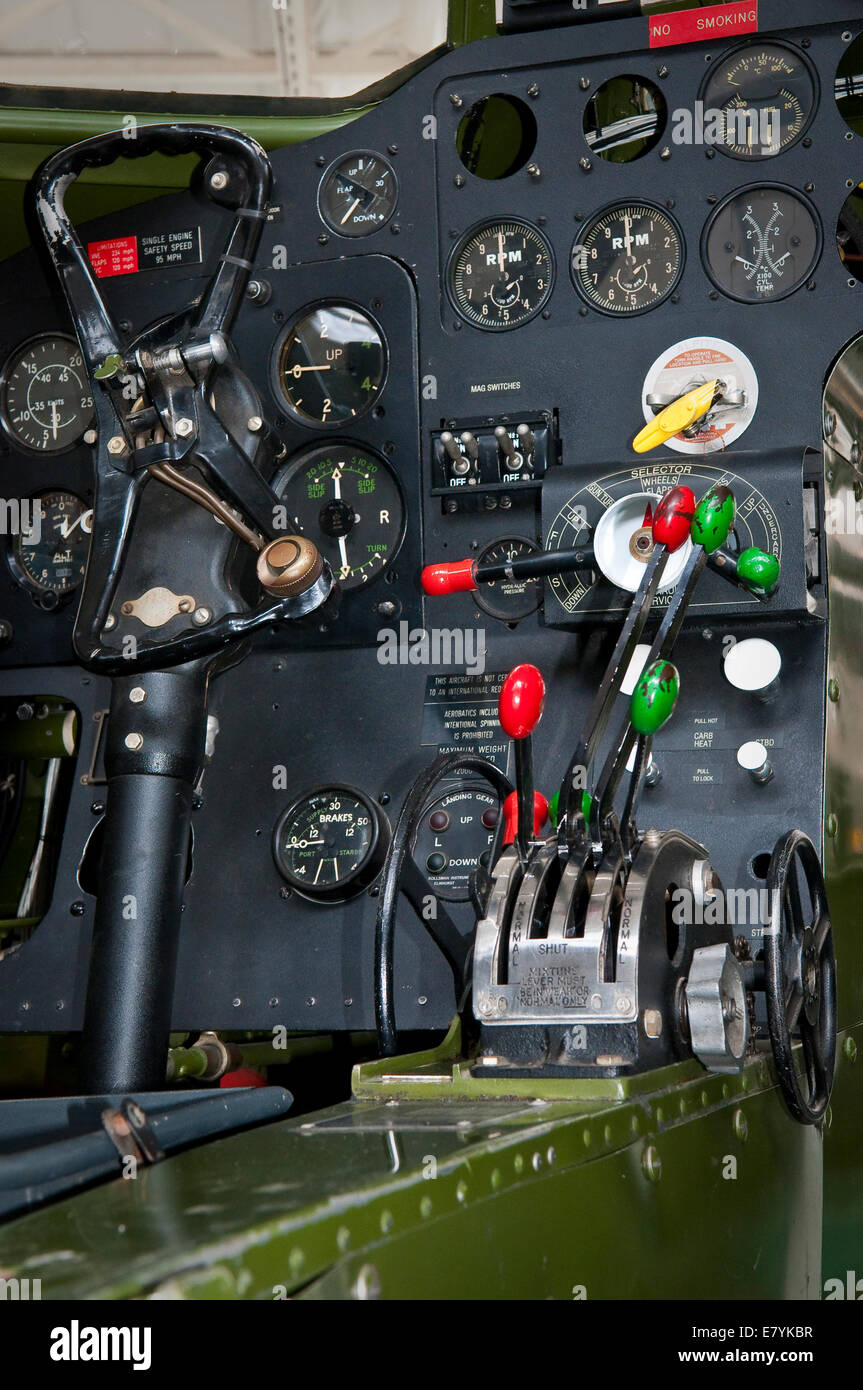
[88,227,202,278]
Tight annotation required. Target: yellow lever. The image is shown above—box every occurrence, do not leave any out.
[633,379,723,454]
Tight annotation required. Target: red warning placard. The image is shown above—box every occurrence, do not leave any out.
[648,2,758,48]
[87,235,139,278]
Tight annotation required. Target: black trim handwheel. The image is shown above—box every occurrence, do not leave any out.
[764,830,836,1124]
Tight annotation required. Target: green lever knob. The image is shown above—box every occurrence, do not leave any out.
[736,547,780,595]
[549,789,560,827]
[548,788,592,828]
[691,485,735,554]
[631,660,680,735]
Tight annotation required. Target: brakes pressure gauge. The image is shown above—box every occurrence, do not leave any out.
[273,785,390,902]
[448,219,554,330]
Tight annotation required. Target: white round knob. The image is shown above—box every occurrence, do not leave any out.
[737,741,773,784]
[723,638,781,693]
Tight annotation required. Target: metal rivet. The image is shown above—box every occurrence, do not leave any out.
[844,1036,858,1063]
[193,607,211,626]
[733,1109,748,1141]
[354,1264,381,1300]
[124,732,143,751]
[210,170,228,190]
[828,679,840,703]
[642,1145,662,1182]
[83,428,97,445]
[827,813,838,838]
[247,415,263,433]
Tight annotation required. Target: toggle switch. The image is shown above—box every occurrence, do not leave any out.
[516,423,535,465]
[494,425,519,464]
[737,741,773,785]
[441,430,471,477]
[723,638,781,702]
[459,430,479,463]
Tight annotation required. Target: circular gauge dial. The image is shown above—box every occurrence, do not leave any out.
[475,536,542,622]
[318,152,397,236]
[273,443,403,591]
[572,203,683,315]
[10,490,92,605]
[701,42,816,160]
[275,304,385,425]
[448,219,554,330]
[702,185,821,302]
[2,335,93,453]
[273,785,390,901]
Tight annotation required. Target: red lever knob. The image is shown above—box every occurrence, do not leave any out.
[421,558,477,595]
[652,485,696,553]
[499,664,546,739]
[502,790,549,845]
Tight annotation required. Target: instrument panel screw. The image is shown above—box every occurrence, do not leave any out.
[579,76,590,90]
[90,801,104,815]
[124,732,144,751]
[387,143,398,154]
[83,429,97,445]
[825,411,837,437]
[449,93,463,108]
[578,157,592,172]
[315,154,326,167]
[657,65,669,78]
[279,886,291,900]
[129,687,146,704]
[193,607,211,626]
[828,679,840,703]
[527,82,540,98]
[70,901,85,917]
[175,417,194,438]
[642,1145,662,1183]
[659,146,671,160]
[210,170,228,191]
[247,415,263,433]
[107,435,127,455]
[104,613,117,630]
[454,175,466,188]
[527,162,541,178]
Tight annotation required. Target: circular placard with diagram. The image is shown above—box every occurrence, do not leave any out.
[639,336,759,455]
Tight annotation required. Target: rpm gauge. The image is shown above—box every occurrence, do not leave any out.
[318,152,397,237]
[9,490,92,607]
[702,185,821,302]
[1,334,93,453]
[448,219,554,330]
[275,304,386,425]
[572,202,683,315]
[701,42,817,160]
[272,443,403,591]
[273,785,390,902]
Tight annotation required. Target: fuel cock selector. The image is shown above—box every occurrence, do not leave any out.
[638,337,758,455]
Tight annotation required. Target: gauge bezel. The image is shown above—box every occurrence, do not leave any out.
[270,440,406,591]
[474,535,543,622]
[316,151,398,238]
[7,487,91,607]
[446,217,556,332]
[700,182,823,304]
[272,783,390,903]
[698,39,819,162]
[270,299,388,429]
[570,200,686,317]
[0,332,94,457]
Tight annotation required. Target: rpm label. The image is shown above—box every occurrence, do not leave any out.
[640,336,758,454]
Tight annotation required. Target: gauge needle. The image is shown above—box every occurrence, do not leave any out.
[59,513,85,540]
[498,231,506,275]
[623,213,633,257]
[331,469,350,570]
[341,197,361,225]
[51,402,58,439]
[291,363,331,376]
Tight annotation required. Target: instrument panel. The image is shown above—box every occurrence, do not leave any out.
[0,0,857,1035]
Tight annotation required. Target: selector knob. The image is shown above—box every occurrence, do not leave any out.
[501,789,549,845]
[652,485,696,553]
[257,535,324,597]
[735,547,780,595]
[499,664,545,739]
[691,485,736,554]
[723,637,782,701]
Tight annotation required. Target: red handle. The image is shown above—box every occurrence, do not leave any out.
[652,485,696,554]
[421,558,477,595]
[502,790,549,845]
[499,664,545,739]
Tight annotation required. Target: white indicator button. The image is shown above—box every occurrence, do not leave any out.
[723,637,781,697]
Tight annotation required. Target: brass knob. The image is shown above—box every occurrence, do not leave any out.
[257,535,323,597]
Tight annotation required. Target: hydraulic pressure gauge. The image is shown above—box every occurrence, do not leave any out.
[702,185,821,303]
[317,152,397,236]
[9,490,92,606]
[700,42,817,160]
[571,203,683,315]
[447,219,554,330]
[1,335,94,453]
[273,785,390,902]
[272,443,404,591]
[275,303,386,425]
[475,536,543,622]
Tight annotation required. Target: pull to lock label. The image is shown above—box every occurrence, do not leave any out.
[648,2,757,49]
